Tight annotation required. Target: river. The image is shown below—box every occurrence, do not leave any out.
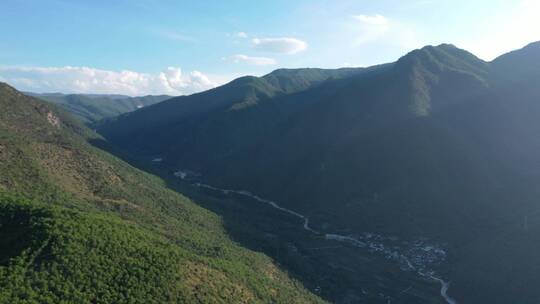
[174,170,458,304]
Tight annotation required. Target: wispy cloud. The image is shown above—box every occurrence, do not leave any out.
[350,14,420,49]
[352,14,388,26]
[152,29,196,42]
[0,66,219,96]
[227,54,277,66]
[235,31,248,38]
[252,37,308,54]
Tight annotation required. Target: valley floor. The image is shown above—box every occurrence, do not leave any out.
[172,169,457,304]
[112,159,452,304]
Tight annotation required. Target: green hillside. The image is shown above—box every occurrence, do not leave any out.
[0,83,323,304]
[27,92,171,124]
[98,42,540,303]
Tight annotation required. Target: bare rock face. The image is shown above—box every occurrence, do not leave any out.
[47,111,61,128]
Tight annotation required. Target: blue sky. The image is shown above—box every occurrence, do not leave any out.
[1,0,539,95]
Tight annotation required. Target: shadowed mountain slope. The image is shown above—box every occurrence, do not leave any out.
[97,42,540,303]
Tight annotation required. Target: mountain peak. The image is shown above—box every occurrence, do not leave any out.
[396,43,488,79]
[422,43,458,51]
[401,43,484,64]
[392,44,489,116]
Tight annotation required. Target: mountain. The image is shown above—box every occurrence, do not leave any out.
[97,67,379,141]
[0,83,323,303]
[491,41,540,80]
[98,42,540,303]
[27,92,171,124]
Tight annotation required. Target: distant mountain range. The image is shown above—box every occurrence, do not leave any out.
[98,41,540,303]
[27,92,172,124]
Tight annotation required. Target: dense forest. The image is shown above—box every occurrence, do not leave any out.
[0,83,323,303]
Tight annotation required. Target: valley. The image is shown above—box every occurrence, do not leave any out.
[28,92,171,124]
[3,37,540,304]
[172,168,456,303]
[96,41,540,303]
[95,154,452,304]
[3,2,540,303]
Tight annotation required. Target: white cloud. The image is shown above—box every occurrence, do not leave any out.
[228,54,277,66]
[352,14,388,26]
[235,32,248,38]
[227,32,248,39]
[252,37,308,54]
[0,66,219,96]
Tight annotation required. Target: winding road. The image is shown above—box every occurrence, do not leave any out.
[431,277,458,304]
[175,170,458,304]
